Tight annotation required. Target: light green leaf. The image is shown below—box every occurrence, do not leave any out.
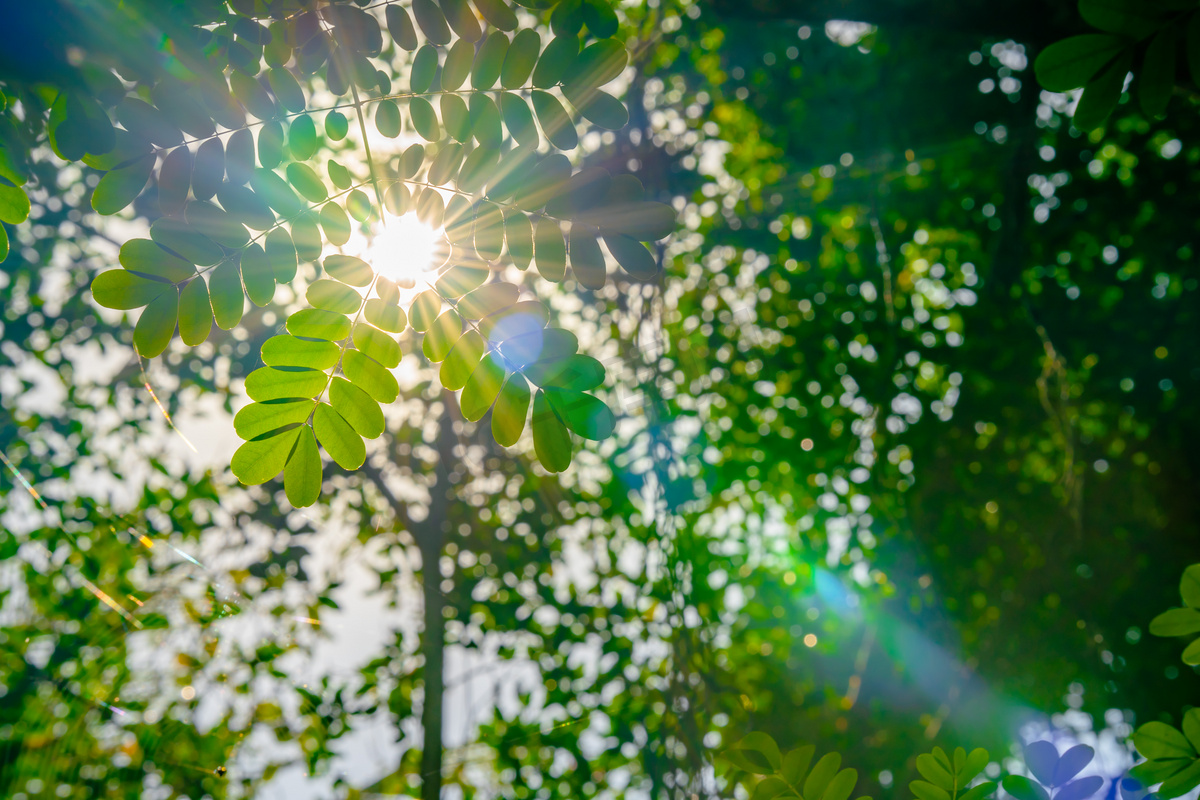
[209,260,245,330]
[476,0,518,30]
[1182,564,1200,608]
[245,367,328,402]
[268,68,307,113]
[178,278,213,345]
[330,377,385,438]
[92,154,154,216]
[262,334,341,370]
[1184,637,1200,666]
[1135,722,1195,760]
[911,781,953,800]
[461,353,506,421]
[916,755,955,790]
[386,4,418,50]
[287,308,351,341]
[531,90,578,150]
[284,426,322,507]
[266,228,298,282]
[413,0,452,44]
[782,746,815,787]
[352,323,402,368]
[424,309,464,361]
[545,388,614,440]
[365,298,406,333]
[441,0,481,41]
[492,374,531,446]
[535,217,566,282]
[1149,607,1200,637]
[343,350,400,403]
[1160,761,1200,800]
[232,426,302,485]
[241,244,276,307]
[805,753,842,800]
[459,283,520,319]
[376,99,402,138]
[308,279,362,315]
[0,182,30,224]
[440,329,486,391]
[822,770,858,800]
[532,389,572,472]
[133,288,179,358]
[410,290,443,331]
[314,402,365,469]
[287,162,329,203]
[91,269,171,310]
[473,31,509,89]
[234,400,314,440]
[150,218,223,267]
[288,113,318,159]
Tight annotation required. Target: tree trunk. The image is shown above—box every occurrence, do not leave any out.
[419,394,457,800]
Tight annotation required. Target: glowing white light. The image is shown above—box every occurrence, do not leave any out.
[368,213,442,288]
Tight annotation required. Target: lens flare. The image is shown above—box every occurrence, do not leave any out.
[368,213,445,287]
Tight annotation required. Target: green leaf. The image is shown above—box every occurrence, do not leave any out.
[230,69,277,121]
[961,749,990,784]
[412,45,440,94]
[476,0,519,30]
[503,29,542,89]
[268,68,307,113]
[492,374,531,446]
[1149,607,1200,637]
[430,140,466,183]
[461,353,506,421]
[326,110,350,140]
[284,426,323,507]
[1160,761,1200,800]
[724,748,776,774]
[217,182,276,231]
[410,97,441,141]
[314,402,366,469]
[288,308,352,341]
[1182,564,1200,608]
[1129,758,1191,787]
[414,0,452,43]
[376,99,402,138]
[133,288,179,358]
[782,746,815,786]
[114,97,180,149]
[1184,637,1200,666]
[234,400,314,440]
[308,279,363,315]
[504,211,534,269]
[564,38,628,91]
[442,39,474,91]
[262,334,341,370]
[441,330,486,390]
[959,782,997,800]
[0,181,28,225]
[231,426,301,485]
[187,201,249,248]
[424,309,464,361]
[805,754,842,800]
[546,389,614,440]
[535,217,567,281]
[226,128,255,185]
[241,244,277,306]
[473,31,509,89]
[324,254,375,287]
[569,224,605,288]
[1079,0,1164,38]
[752,777,790,800]
[246,367,329,402]
[604,233,658,279]
[91,269,171,310]
[330,378,385,438]
[573,201,676,242]
[353,323,402,368]
[266,228,298,282]
[1139,30,1175,118]
[288,162,329,203]
[386,4,418,50]
[911,782,953,800]
[209,260,246,330]
[292,212,324,262]
[582,0,618,38]
[92,154,154,215]
[533,34,579,88]
[1135,722,1196,760]
[365,298,406,333]
[916,754,955,789]
[260,121,286,170]
[569,87,628,130]
[178,278,213,345]
[289,113,318,159]
[822,770,858,800]
[531,90,578,150]
[532,389,572,472]
[459,283,520,319]
[441,0,481,42]
[0,225,6,263]
[192,138,224,200]
[157,147,191,216]
[436,265,489,298]
[1000,777,1048,800]
[320,201,352,246]
[1034,35,1127,92]
[150,218,223,267]
[410,290,443,331]
[343,350,400,403]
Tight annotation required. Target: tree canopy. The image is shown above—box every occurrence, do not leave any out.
[1,0,1198,799]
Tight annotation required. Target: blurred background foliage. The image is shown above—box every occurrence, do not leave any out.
[2,0,1198,799]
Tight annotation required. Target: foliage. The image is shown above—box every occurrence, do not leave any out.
[724,732,873,800]
[1,0,675,505]
[1034,0,1200,128]
[1001,742,1100,800]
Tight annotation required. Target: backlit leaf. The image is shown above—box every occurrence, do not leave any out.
[232,426,301,485]
[314,402,366,469]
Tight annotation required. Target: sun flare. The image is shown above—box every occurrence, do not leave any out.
[368,213,445,288]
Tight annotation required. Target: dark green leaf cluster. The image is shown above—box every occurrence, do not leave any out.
[1034,0,1200,128]
[724,733,873,800]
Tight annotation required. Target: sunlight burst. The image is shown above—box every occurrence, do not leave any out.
[368,213,445,288]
